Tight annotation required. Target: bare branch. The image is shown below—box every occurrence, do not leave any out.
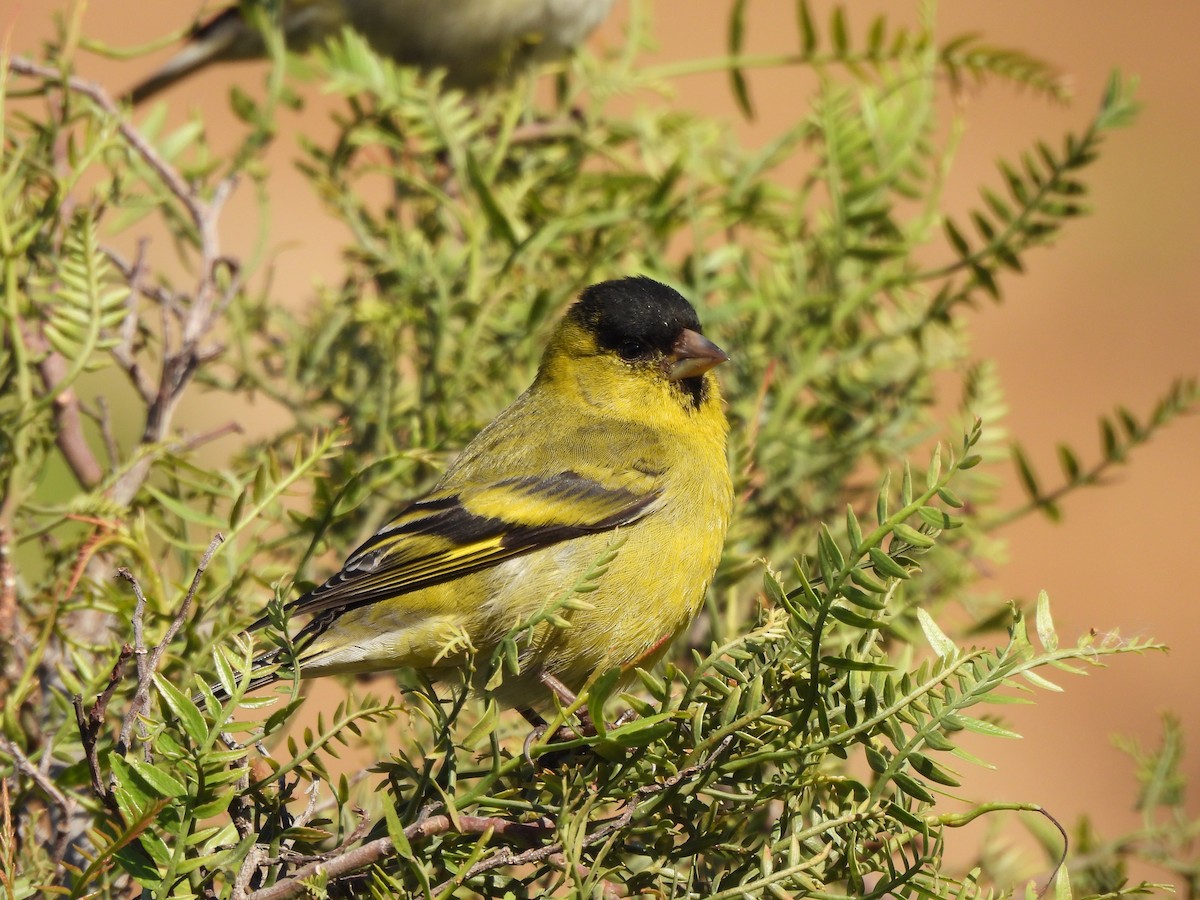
[16,324,105,491]
[83,397,121,468]
[179,422,244,454]
[116,534,224,755]
[7,57,245,507]
[0,736,78,864]
[244,736,734,899]
[244,814,554,900]
[105,241,160,404]
[6,57,206,231]
[72,644,133,820]
[438,734,736,892]
[0,527,15,661]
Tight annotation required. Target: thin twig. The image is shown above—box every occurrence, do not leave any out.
[178,421,244,453]
[0,527,15,658]
[0,736,77,863]
[232,845,269,900]
[17,322,105,490]
[245,814,555,900]
[106,241,160,404]
[7,56,245,507]
[439,734,736,892]
[116,534,224,754]
[72,645,133,819]
[123,567,151,691]
[7,57,206,230]
[82,397,121,468]
[246,736,735,900]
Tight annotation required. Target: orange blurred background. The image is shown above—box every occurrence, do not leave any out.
[6,0,1198,884]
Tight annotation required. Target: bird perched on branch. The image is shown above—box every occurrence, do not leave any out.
[225,276,732,719]
[127,0,615,104]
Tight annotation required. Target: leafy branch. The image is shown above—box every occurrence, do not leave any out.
[925,71,1140,297]
[992,377,1198,529]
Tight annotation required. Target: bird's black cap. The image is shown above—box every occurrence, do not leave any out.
[570,276,703,358]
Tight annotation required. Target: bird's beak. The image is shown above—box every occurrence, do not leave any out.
[667,329,729,381]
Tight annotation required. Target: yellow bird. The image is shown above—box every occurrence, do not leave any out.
[231,277,732,718]
[128,0,616,104]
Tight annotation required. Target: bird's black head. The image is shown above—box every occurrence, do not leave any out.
[570,276,703,362]
[565,276,725,408]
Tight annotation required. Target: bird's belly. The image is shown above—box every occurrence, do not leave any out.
[474,523,720,708]
[344,0,614,85]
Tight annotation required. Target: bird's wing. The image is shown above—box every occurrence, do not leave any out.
[252,468,661,631]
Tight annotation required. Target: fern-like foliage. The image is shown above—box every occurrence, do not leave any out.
[722,1,1069,119]
[930,73,1140,304]
[997,377,1198,526]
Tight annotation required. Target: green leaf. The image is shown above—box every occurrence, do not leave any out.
[461,697,499,750]
[144,485,227,529]
[830,6,848,54]
[124,758,188,799]
[1035,590,1059,652]
[822,656,892,672]
[893,523,936,548]
[1022,670,1064,692]
[869,547,910,580]
[842,584,886,610]
[763,570,787,607]
[727,0,755,119]
[893,770,936,803]
[600,712,675,748]
[910,752,961,787]
[1057,443,1081,481]
[191,792,235,820]
[849,567,888,594]
[382,790,415,862]
[797,0,818,55]
[887,802,929,832]
[829,605,881,629]
[926,444,943,490]
[917,506,960,529]
[464,148,520,248]
[1012,443,1041,500]
[846,505,863,550]
[866,745,888,774]
[154,674,210,744]
[944,218,971,257]
[937,486,964,508]
[917,609,956,658]
[588,666,626,735]
[955,715,1021,739]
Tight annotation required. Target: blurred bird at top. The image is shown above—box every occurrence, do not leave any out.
[126,0,616,104]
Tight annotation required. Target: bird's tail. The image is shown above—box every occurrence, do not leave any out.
[124,9,256,105]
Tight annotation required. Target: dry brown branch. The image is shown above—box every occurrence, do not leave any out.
[244,735,735,900]
[72,644,134,819]
[7,55,243,507]
[116,534,224,755]
[0,736,77,865]
[0,527,15,659]
[436,734,735,892]
[6,58,206,232]
[244,813,555,900]
[179,421,245,453]
[12,322,105,491]
[84,397,122,468]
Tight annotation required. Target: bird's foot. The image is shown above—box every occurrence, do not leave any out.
[518,671,641,767]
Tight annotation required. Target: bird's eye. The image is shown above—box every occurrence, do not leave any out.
[617,339,646,361]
